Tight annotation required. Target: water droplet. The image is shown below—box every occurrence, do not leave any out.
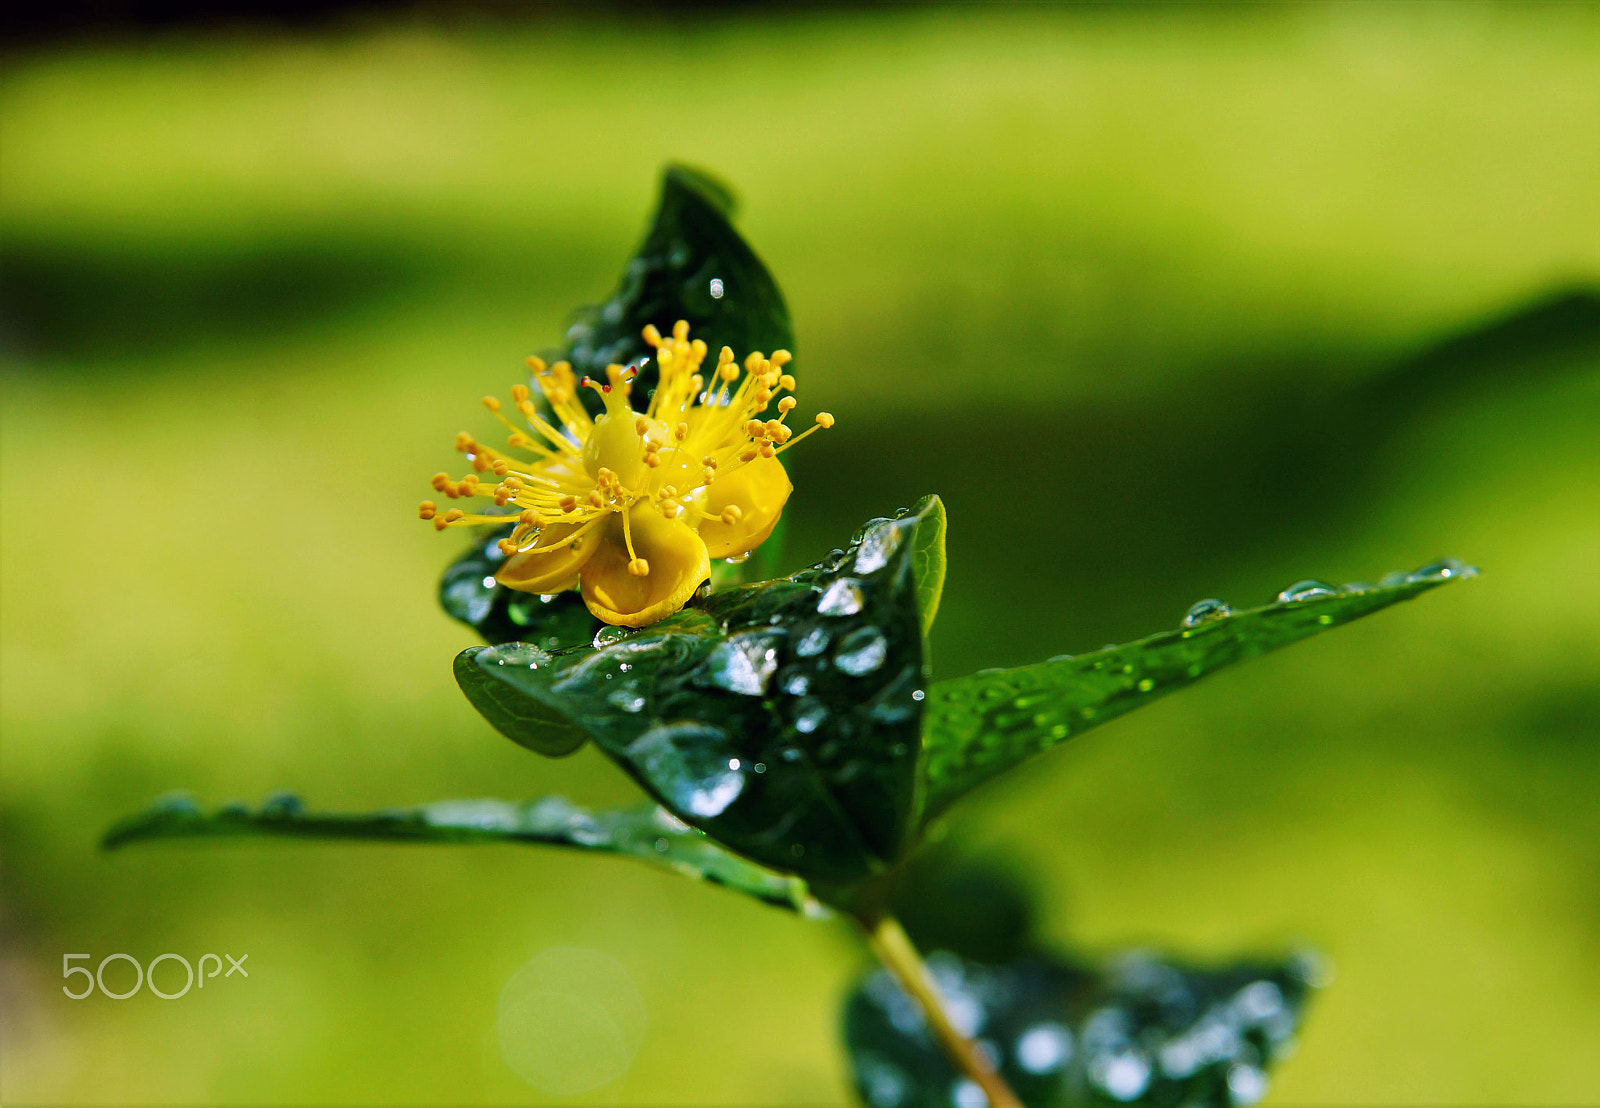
[1408,558,1476,582]
[752,762,766,774]
[594,625,633,648]
[795,626,831,657]
[834,627,888,676]
[481,642,553,670]
[1227,1062,1269,1105]
[723,551,751,565]
[697,632,781,696]
[708,277,725,299]
[912,689,925,701]
[1091,1049,1151,1100]
[817,578,866,616]
[654,837,669,853]
[779,666,810,696]
[1016,1022,1073,1075]
[792,697,829,733]
[1277,579,1336,603]
[481,575,497,589]
[1182,598,1232,627]
[951,1079,985,1108]
[853,521,903,575]
[627,722,744,817]
[606,687,646,713]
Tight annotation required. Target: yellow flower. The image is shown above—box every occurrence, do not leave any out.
[420,321,834,627]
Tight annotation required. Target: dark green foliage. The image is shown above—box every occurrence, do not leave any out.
[102,792,811,912]
[845,948,1320,1107]
[438,522,602,652]
[561,163,795,411]
[454,500,942,887]
[919,562,1476,822]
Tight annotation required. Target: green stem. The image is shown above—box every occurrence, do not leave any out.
[860,913,1024,1108]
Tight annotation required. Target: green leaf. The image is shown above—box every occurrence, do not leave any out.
[844,946,1322,1106]
[562,163,795,410]
[920,561,1477,822]
[907,494,947,638]
[102,793,812,912]
[454,500,942,888]
[439,522,602,650]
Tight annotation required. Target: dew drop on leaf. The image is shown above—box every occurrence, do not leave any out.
[817,578,866,616]
[1276,580,1337,603]
[834,627,889,676]
[1181,598,1232,627]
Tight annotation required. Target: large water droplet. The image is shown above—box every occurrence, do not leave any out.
[697,632,781,696]
[778,665,810,696]
[1227,1062,1269,1105]
[853,521,903,575]
[1016,1022,1073,1075]
[1091,1049,1151,1101]
[817,578,866,616]
[1182,598,1232,627]
[594,625,633,649]
[834,627,888,676]
[795,626,831,657]
[708,277,725,299]
[627,722,744,817]
[792,697,829,733]
[1277,579,1336,603]
[481,642,553,669]
[722,552,751,565]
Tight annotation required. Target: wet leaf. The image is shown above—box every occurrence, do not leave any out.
[102,793,812,912]
[845,947,1321,1107]
[438,522,601,651]
[454,500,939,888]
[908,495,948,638]
[920,562,1477,822]
[562,163,795,410]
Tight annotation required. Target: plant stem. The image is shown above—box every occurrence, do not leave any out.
[861,914,1024,1108]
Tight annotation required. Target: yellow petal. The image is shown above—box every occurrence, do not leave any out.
[581,508,711,627]
[496,520,598,594]
[696,454,792,559]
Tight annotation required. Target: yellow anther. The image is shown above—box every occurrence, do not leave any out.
[770,350,792,367]
[482,396,502,412]
[433,516,450,531]
[815,412,835,428]
[672,320,690,340]
[745,419,766,438]
[702,456,717,468]
[739,448,758,462]
[443,508,465,523]
[674,422,688,441]
[645,453,661,468]
[471,454,490,472]
[455,432,475,451]
[720,505,743,525]
[511,384,530,404]
[559,495,578,513]
[719,345,735,363]
[491,459,510,476]
[519,509,541,525]
[431,472,451,491]
[745,352,764,372]
[634,417,650,436]
[461,473,480,489]
[660,485,678,499]
[778,374,796,392]
[588,490,606,508]
[628,557,651,577]
[774,425,793,444]
[702,467,716,484]
[759,443,776,458]
[493,490,511,506]
[643,323,662,346]
[720,362,740,382]
[691,339,707,359]
[765,419,785,438]
[418,501,437,520]
[526,356,546,373]
[497,538,518,555]
[662,501,683,519]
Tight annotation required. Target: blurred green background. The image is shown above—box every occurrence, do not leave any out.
[2,3,1598,1103]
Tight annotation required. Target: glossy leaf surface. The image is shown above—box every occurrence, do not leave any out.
[102,793,811,912]
[562,163,795,409]
[920,561,1476,822]
[454,499,939,887]
[845,947,1320,1107]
